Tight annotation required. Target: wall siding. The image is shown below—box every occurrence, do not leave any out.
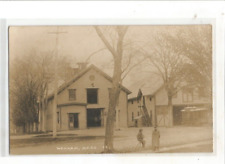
[45,68,129,131]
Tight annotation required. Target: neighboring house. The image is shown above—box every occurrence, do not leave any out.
[127,96,141,127]
[127,87,156,127]
[128,85,212,127]
[39,65,131,131]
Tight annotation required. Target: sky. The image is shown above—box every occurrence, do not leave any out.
[9,25,210,95]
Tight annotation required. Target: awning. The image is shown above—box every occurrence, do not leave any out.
[181,107,209,112]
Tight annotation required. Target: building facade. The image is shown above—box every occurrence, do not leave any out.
[128,85,212,127]
[39,65,131,131]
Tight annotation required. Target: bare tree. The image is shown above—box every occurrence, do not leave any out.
[10,52,41,133]
[179,26,212,98]
[94,26,147,152]
[142,32,189,127]
[10,50,74,133]
[94,26,129,152]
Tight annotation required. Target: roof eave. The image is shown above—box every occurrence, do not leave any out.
[47,64,132,100]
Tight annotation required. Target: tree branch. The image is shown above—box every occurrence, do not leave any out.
[121,57,147,80]
[94,26,117,57]
[85,47,107,63]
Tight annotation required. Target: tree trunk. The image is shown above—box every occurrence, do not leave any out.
[94,26,127,152]
[29,122,32,133]
[27,122,30,133]
[104,86,120,152]
[104,55,122,153]
[168,96,173,127]
[23,123,26,134]
[41,98,46,132]
[38,99,42,132]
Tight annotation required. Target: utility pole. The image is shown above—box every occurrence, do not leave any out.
[48,26,67,138]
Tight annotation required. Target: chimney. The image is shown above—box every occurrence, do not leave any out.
[77,62,88,70]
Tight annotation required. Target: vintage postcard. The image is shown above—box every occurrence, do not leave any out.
[8,25,213,155]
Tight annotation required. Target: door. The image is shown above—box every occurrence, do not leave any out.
[173,106,186,125]
[73,113,79,128]
[87,109,102,127]
[69,113,79,129]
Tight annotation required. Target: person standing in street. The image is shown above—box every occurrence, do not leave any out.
[137,129,146,148]
[152,127,160,151]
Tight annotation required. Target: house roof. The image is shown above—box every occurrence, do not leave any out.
[48,64,131,100]
[139,85,164,96]
[128,82,163,100]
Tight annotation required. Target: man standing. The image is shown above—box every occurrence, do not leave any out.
[152,127,160,151]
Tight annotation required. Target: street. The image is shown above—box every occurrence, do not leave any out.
[10,126,213,155]
[161,143,212,153]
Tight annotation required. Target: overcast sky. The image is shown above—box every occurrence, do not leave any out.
[9,25,208,95]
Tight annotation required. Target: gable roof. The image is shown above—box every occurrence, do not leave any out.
[129,85,165,101]
[128,81,163,100]
[48,64,131,100]
[138,85,163,97]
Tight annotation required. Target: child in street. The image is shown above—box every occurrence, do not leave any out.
[137,129,146,148]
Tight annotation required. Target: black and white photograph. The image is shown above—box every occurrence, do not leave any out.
[9,25,213,154]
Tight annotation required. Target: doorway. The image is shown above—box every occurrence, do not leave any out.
[68,113,79,129]
[173,106,187,125]
[87,108,102,127]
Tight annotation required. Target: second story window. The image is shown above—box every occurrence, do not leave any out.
[68,89,76,101]
[87,88,98,104]
[173,91,178,98]
[182,88,193,102]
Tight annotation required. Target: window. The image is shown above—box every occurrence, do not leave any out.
[182,88,193,102]
[193,88,199,100]
[57,112,60,124]
[131,100,133,104]
[68,89,76,101]
[173,91,177,98]
[87,88,98,104]
[132,112,134,121]
[114,109,120,122]
[138,111,140,116]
